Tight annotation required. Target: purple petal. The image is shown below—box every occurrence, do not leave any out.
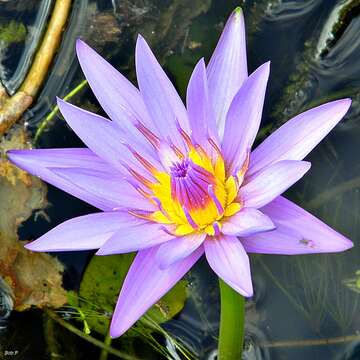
[135,35,189,150]
[240,160,311,209]
[48,166,156,212]
[221,208,275,236]
[186,58,218,147]
[7,148,120,211]
[24,212,136,252]
[156,233,206,269]
[75,40,156,144]
[57,99,158,178]
[207,8,248,139]
[248,99,352,177]
[242,196,353,254]
[110,245,203,337]
[222,62,270,173]
[204,235,253,297]
[96,224,173,255]
[7,148,109,170]
[157,142,181,172]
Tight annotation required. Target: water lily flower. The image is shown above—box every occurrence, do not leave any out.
[8,8,352,338]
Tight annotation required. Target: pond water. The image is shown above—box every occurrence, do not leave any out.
[1,0,360,359]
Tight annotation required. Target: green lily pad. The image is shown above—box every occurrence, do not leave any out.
[76,253,188,335]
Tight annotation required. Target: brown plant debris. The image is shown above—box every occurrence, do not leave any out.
[0,127,67,311]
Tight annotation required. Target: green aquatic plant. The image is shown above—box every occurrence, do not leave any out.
[344,269,360,293]
[0,21,26,45]
[60,253,194,359]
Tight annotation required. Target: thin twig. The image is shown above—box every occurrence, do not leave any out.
[45,309,139,360]
[20,0,72,97]
[0,0,72,135]
[260,333,360,348]
[99,330,112,360]
[258,259,312,324]
[308,176,360,208]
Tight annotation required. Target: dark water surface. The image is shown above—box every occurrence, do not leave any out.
[1,0,360,359]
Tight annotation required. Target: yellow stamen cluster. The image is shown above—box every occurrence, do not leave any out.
[134,145,247,237]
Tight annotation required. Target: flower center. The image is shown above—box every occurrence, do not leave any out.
[170,159,190,178]
[127,124,248,237]
[170,159,215,210]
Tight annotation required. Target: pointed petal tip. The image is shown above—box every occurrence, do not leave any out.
[6,149,19,160]
[75,39,88,61]
[135,34,150,62]
[135,34,154,61]
[254,61,271,83]
[24,242,50,253]
[56,96,64,107]
[110,315,134,338]
[24,242,34,251]
[56,97,71,113]
[191,57,206,73]
[234,6,243,13]
[24,239,59,253]
[94,248,107,256]
[56,98,72,119]
[303,160,312,170]
[137,33,145,41]
[24,241,44,252]
[75,38,91,56]
[340,97,352,112]
[232,6,244,21]
[325,97,352,114]
[326,97,352,113]
[109,321,127,338]
[227,279,253,298]
[7,148,26,156]
[256,61,271,78]
[6,149,31,167]
[198,57,206,67]
[135,33,147,49]
[241,287,254,298]
[75,38,84,48]
[338,97,352,106]
[342,238,354,251]
[95,247,127,256]
[295,160,312,174]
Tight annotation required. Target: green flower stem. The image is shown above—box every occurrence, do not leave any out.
[99,330,112,360]
[34,79,88,144]
[218,279,245,360]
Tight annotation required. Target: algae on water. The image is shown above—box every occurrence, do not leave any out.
[0,21,26,45]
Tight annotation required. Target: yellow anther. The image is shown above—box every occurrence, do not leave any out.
[224,202,241,217]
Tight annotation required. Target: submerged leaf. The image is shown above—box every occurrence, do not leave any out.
[78,253,188,335]
[0,21,27,45]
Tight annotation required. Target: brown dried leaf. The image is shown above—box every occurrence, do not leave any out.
[0,127,67,311]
